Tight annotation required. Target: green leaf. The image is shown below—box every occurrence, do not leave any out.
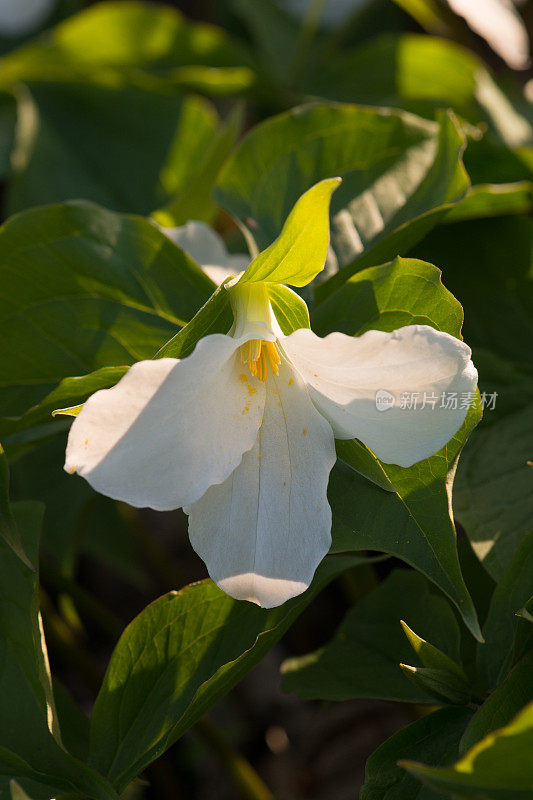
[0,200,213,421]
[0,367,128,440]
[88,554,367,791]
[237,178,341,287]
[0,446,32,567]
[461,651,533,756]
[0,501,119,800]
[10,437,93,577]
[6,84,227,217]
[52,680,90,763]
[329,408,481,641]
[214,103,469,297]
[444,182,533,223]
[0,0,254,95]
[401,701,533,798]
[454,406,533,582]
[304,33,481,114]
[476,530,533,691]
[361,706,472,800]
[311,256,464,338]
[281,569,463,703]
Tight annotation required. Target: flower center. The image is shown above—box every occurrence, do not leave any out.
[240,339,280,382]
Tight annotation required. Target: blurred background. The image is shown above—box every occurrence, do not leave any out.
[1,0,532,797]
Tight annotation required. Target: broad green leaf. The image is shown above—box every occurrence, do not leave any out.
[281,570,463,703]
[10,437,129,580]
[0,0,254,95]
[311,256,464,337]
[0,367,128,440]
[454,407,533,581]
[402,701,533,798]
[444,182,533,223]
[0,200,213,421]
[0,446,32,567]
[476,531,533,691]
[461,651,533,756]
[329,409,481,642]
[88,554,367,791]
[237,178,341,287]
[214,103,469,296]
[0,501,119,800]
[303,34,481,113]
[303,32,533,188]
[6,84,225,217]
[52,680,90,762]
[361,707,472,800]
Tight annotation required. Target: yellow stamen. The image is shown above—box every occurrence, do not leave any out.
[240,339,281,382]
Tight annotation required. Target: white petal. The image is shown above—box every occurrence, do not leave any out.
[448,0,530,70]
[283,325,478,468]
[159,220,250,285]
[186,363,336,607]
[64,335,266,510]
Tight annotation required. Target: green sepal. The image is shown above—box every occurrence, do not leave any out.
[237,178,341,287]
[400,664,471,705]
[401,620,469,682]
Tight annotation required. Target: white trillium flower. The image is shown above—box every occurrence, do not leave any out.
[0,0,56,37]
[158,220,250,286]
[65,180,477,608]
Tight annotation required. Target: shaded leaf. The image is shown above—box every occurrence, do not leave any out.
[476,530,533,691]
[6,84,225,217]
[0,200,213,420]
[461,651,533,756]
[0,0,254,95]
[0,446,32,567]
[281,570,463,703]
[89,554,367,791]
[402,701,533,799]
[361,706,472,800]
[454,407,533,581]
